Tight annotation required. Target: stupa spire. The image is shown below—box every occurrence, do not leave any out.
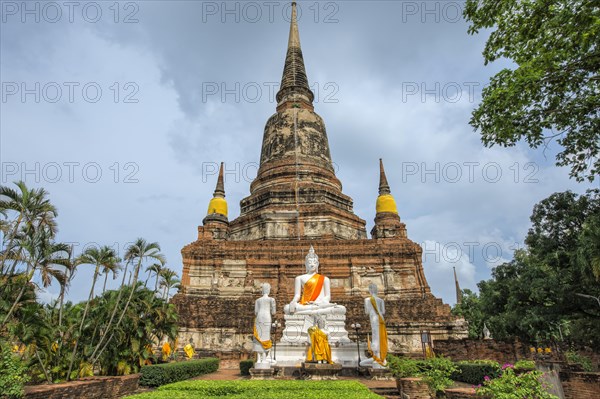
[378,158,391,195]
[213,162,225,198]
[372,159,405,238]
[206,162,228,217]
[453,267,462,305]
[276,2,314,110]
[376,159,398,214]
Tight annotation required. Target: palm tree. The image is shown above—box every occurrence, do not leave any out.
[102,254,122,294]
[145,262,164,293]
[0,182,58,326]
[158,268,181,300]
[2,228,69,326]
[91,238,165,364]
[0,181,57,277]
[67,245,120,380]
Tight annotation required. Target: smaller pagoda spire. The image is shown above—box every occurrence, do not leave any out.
[206,162,228,217]
[213,162,225,198]
[376,159,398,215]
[372,158,405,239]
[378,158,391,195]
[453,267,462,305]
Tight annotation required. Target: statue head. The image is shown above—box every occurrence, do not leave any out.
[368,283,378,296]
[261,282,271,295]
[304,245,319,273]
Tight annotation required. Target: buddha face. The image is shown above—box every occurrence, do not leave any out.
[305,256,319,273]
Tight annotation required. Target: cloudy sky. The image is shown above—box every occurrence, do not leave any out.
[2,1,597,306]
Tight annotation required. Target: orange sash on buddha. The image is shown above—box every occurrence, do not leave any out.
[300,274,324,305]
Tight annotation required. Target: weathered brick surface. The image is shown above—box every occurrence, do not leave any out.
[396,378,433,399]
[174,238,467,354]
[433,339,535,364]
[560,371,600,399]
[24,374,139,399]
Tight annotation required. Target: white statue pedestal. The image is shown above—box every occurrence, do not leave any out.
[275,313,363,368]
[249,367,275,379]
[274,341,365,368]
[254,361,272,370]
[281,314,351,345]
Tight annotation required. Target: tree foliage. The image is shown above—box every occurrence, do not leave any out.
[464,0,600,181]
[0,181,180,389]
[452,289,485,339]
[479,189,600,348]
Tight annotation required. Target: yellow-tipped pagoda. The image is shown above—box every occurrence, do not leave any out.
[206,162,228,218]
[201,162,230,240]
[371,159,407,239]
[375,158,399,214]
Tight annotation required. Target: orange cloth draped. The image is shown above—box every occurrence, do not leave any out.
[306,326,333,363]
[368,296,388,366]
[253,322,273,350]
[184,344,195,359]
[300,274,325,305]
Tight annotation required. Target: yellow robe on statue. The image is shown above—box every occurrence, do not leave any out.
[253,322,272,350]
[184,344,195,359]
[306,326,333,364]
[369,296,388,366]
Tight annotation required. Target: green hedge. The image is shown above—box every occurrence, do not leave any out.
[125,380,382,399]
[139,358,219,387]
[239,359,254,376]
[452,360,501,385]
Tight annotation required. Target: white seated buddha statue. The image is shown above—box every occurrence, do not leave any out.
[284,246,346,316]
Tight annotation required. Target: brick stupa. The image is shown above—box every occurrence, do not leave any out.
[173,2,467,357]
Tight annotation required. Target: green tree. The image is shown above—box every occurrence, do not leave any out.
[479,190,600,348]
[452,289,485,339]
[67,246,120,380]
[464,0,600,182]
[145,262,163,293]
[0,182,61,326]
[158,268,180,300]
[90,239,165,364]
[82,285,178,375]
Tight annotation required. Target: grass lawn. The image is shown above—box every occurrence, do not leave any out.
[125,380,384,399]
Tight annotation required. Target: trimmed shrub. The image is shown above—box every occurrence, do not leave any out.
[139,358,219,387]
[125,380,383,399]
[387,354,428,378]
[239,359,254,376]
[452,360,501,385]
[514,360,536,371]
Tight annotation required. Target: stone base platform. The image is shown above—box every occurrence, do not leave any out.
[365,367,393,380]
[273,341,366,368]
[249,368,275,380]
[301,362,343,380]
[281,313,351,345]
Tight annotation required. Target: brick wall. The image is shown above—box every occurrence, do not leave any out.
[433,339,534,364]
[24,374,139,399]
[560,371,600,399]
